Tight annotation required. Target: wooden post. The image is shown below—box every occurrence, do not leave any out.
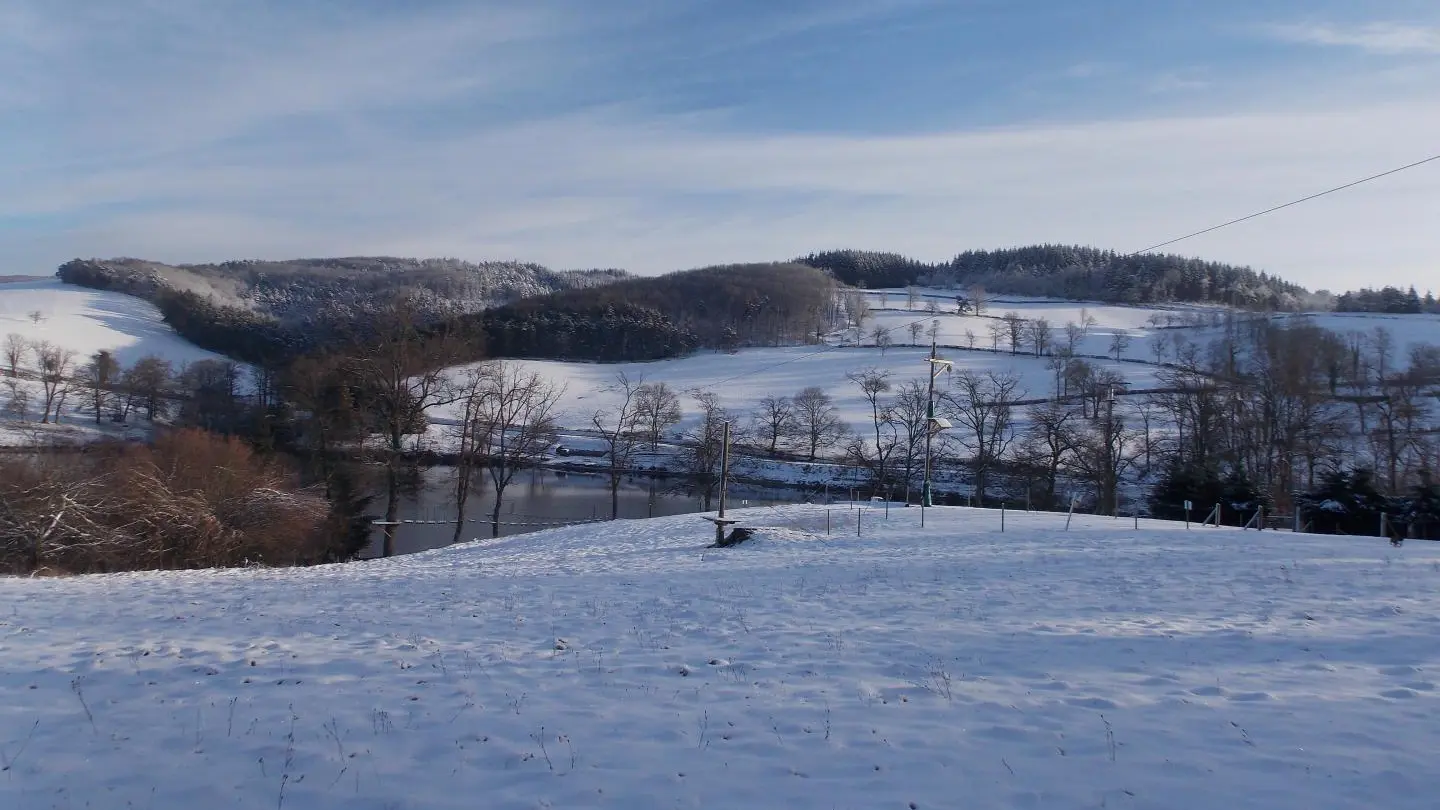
[715,421,731,547]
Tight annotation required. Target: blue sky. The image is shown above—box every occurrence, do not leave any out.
[3,0,1439,290]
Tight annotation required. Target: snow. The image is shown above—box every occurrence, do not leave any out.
[3,506,1438,809]
[0,278,228,370]
[435,346,1161,445]
[862,290,1440,364]
[0,279,237,445]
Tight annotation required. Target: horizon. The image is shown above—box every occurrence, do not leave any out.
[4,1,1439,290]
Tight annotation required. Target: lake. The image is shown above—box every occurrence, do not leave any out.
[363,467,814,557]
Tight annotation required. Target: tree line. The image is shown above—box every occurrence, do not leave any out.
[801,245,1317,310]
[1334,285,1438,315]
[59,261,840,368]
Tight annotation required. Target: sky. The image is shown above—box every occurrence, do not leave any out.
[2,0,1438,292]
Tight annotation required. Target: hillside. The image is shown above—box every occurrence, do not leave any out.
[470,262,838,361]
[800,245,1317,310]
[0,278,225,369]
[55,256,629,363]
[58,256,627,322]
[0,279,238,445]
[2,506,1437,809]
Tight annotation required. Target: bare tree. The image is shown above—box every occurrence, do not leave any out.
[964,328,977,349]
[342,299,462,556]
[448,367,490,543]
[1108,331,1132,361]
[889,379,931,501]
[906,286,921,310]
[1063,322,1085,356]
[751,395,797,455]
[4,334,26,378]
[3,380,29,420]
[872,325,893,354]
[969,284,987,316]
[80,350,120,424]
[592,373,646,519]
[1066,389,1138,515]
[618,379,669,443]
[1028,318,1052,356]
[121,356,175,423]
[926,300,942,317]
[1002,312,1026,354]
[1018,399,1079,509]
[1149,333,1169,365]
[845,368,898,489]
[941,370,1021,504]
[1371,325,1395,383]
[27,310,44,324]
[986,320,1007,350]
[908,321,924,346]
[33,342,76,424]
[469,361,564,537]
[845,291,871,336]
[281,354,362,498]
[793,386,847,460]
[681,390,733,510]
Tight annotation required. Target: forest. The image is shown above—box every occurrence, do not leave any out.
[1334,285,1439,314]
[800,245,1318,309]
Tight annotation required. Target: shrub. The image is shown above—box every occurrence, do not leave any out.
[0,429,345,574]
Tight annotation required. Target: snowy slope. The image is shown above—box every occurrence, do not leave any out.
[433,346,1162,447]
[864,289,1440,364]
[2,506,1438,810]
[0,278,228,369]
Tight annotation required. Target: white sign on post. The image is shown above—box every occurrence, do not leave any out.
[1184,500,1193,511]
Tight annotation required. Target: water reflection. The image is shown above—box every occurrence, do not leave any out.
[364,467,806,557]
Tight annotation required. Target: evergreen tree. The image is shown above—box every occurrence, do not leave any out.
[1298,468,1386,536]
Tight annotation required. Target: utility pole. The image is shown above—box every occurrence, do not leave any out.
[921,340,952,527]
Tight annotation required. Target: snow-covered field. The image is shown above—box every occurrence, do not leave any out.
[0,279,236,445]
[3,506,1437,809]
[863,289,1440,364]
[433,346,1162,448]
[0,278,227,369]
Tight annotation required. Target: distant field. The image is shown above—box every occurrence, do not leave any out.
[0,275,46,284]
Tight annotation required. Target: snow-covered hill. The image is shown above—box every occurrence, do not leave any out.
[2,506,1437,809]
[0,278,235,444]
[0,278,227,369]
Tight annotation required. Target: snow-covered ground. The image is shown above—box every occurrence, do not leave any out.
[0,279,239,444]
[0,278,227,369]
[3,506,1437,809]
[432,346,1162,449]
[861,289,1440,364]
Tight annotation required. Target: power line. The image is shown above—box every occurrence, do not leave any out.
[1126,152,1440,257]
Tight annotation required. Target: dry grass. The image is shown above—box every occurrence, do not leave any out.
[0,429,336,574]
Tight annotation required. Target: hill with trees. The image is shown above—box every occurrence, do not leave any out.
[57,256,628,365]
[470,262,838,362]
[800,245,1317,309]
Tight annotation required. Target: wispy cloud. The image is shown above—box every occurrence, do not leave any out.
[1267,21,1440,55]
[4,1,1440,293]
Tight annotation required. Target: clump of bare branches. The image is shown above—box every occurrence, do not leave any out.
[0,428,334,574]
